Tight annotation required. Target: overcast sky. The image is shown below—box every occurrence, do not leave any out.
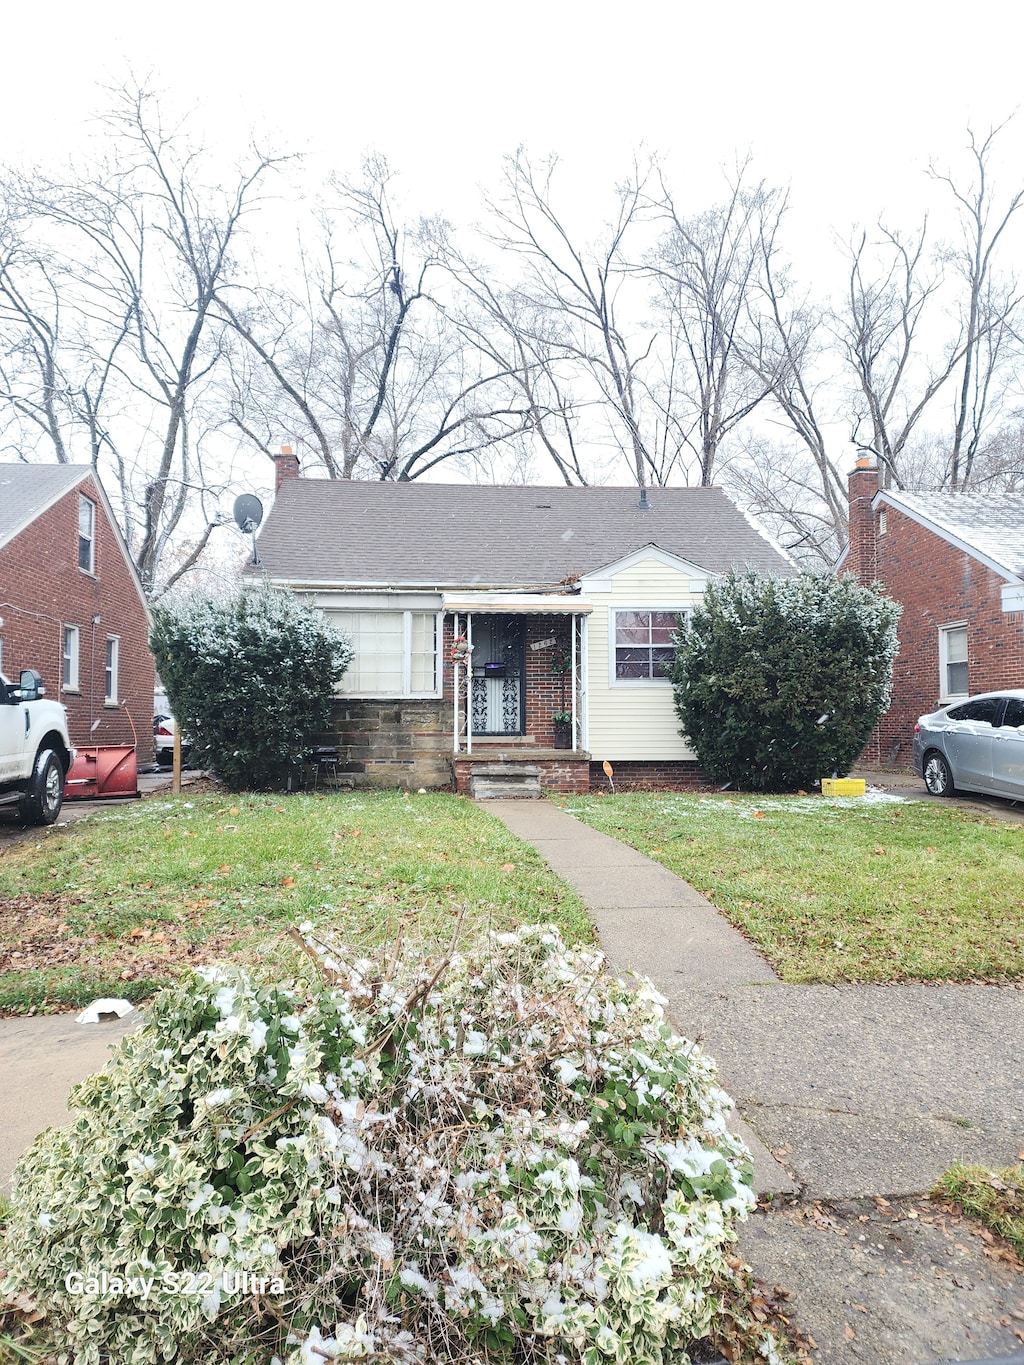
[7,0,1024,259]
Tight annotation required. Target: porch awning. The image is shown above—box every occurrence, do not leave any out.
[442,593,592,615]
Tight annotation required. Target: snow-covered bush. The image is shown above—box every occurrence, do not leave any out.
[150,586,353,789]
[670,568,901,791]
[1,926,789,1365]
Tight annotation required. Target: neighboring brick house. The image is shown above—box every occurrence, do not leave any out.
[251,454,794,793]
[0,464,155,760]
[842,456,1024,766]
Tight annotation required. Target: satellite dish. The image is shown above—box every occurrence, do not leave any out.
[232,494,264,535]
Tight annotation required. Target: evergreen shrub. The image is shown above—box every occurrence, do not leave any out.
[1,926,790,1365]
[670,569,900,791]
[150,587,352,790]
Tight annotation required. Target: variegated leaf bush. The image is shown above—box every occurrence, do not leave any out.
[1,926,791,1365]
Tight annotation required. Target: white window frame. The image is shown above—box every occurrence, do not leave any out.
[78,495,96,574]
[104,635,120,705]
[332,610,443,698]
[62,625,80,691]
[608,606,689,687]
[938,622,969,702]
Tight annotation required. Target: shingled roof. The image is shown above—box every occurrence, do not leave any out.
[253,481,794,588]
[884,490,1024,580]
[0,463,91,550]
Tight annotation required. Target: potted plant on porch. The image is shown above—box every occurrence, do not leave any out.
[551,709,574,749]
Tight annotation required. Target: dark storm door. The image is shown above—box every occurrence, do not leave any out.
[470,616,525,735]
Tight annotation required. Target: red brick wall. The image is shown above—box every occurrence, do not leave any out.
[0,477,156,760]
[444,614,577,745]
[588,760,708,791]
[846,462,880,584]
[844,495,1024,766]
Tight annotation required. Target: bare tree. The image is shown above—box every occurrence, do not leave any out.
[725,435,846,566]
[646,162,780,485]
[0,83,280,595]
[220,157,535,483]
[729,202,850,553]
[479,151,666,487]
[833,221,966,489]
[930,122,1024,489]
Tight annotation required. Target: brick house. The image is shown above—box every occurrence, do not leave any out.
[0,464,155,760]
[842,456,1024,766]
[251,453,794,793]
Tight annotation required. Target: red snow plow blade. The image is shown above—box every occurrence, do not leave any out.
[64,746,139,801]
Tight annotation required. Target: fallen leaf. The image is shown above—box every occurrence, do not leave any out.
[150,933,165,944]
[502,862,515,872]
[218,864,231,873]
[753,809,765,818]
[281,877,296,888]
[844,1323,856,1340]
[229,808,240,816]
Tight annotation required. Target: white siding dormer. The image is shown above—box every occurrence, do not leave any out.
[579,548,708,760]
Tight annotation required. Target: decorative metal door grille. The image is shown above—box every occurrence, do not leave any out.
[469,616,524,735]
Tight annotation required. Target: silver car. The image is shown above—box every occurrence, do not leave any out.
[913,690,1024,799]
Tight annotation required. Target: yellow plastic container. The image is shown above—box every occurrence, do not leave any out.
[820,778,866,797]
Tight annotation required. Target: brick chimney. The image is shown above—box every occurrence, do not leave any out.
[846,455,880,584]
[272,444,300,493]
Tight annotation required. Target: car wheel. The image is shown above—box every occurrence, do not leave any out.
[923,750,955,797]
[19,748,65,825]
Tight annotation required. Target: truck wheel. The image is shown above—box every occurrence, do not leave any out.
[20,749,65,825]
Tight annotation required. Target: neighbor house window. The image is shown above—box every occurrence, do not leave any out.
[62,625,80,690]
[612,609,684,682]
[327,611,441,697]
[78,495,95,573]
[104,636,119,705]
[939,624,968,699]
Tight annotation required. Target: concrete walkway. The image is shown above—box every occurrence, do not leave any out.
[0,1012,140,1186]
[486,798,1024,1365]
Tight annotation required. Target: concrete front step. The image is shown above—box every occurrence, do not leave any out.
[467,763,543,799]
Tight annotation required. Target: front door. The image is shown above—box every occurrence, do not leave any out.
[470,616,524,735]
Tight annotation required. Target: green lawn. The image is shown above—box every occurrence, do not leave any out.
[559,791,1024,983]
[0,790,591,1014]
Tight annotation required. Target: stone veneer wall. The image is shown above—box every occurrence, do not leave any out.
[322,698,452,789]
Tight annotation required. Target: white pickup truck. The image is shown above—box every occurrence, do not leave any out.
[0,668,75,825]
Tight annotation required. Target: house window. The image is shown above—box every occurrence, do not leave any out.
[612,609,684,682]
[939,624,968,700]
[104,637,119,705]
[78,495,96,573]
[62,625,80,690]
[327,611,441,697]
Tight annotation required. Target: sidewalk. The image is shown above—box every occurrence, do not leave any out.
[486,798,1024,1365]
